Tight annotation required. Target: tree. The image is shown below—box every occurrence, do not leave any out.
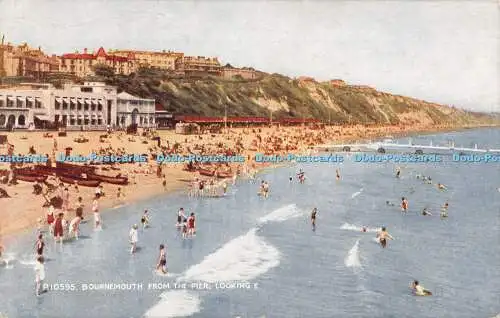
[93,64,115,77]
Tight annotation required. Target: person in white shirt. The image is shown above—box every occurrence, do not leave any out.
[410,280,432,296]
[129,224,138,254]
[92,195,101,229]
[69,216,82,240]
[35,256,47,296]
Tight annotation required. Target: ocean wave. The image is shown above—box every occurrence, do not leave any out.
[145,225,281,317]
[180,228,280,283]
[345,240,362,268]
[258,204,304,223]
[340,223,380,233]
[144,290,201,318]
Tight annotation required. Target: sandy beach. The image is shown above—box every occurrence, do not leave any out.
[0,122,492,237]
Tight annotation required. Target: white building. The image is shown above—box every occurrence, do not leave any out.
[0,82,155,130]
[116,92,155,128]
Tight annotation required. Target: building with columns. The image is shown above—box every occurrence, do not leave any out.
[0,82,155,130]
[116,92,155,128]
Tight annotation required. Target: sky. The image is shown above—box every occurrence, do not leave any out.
[0,0,498,112]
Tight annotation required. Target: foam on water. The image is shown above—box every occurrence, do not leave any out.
[257,204,303,223]
[180,228,280,283]
[144,290,201,318]
[340,223,380,233]
[344,240,362,268]
[146,214,282,317]
[351,188,363,199]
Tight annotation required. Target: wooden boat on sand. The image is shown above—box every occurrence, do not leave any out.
[86,173,128,185]
[59,175,101,187]
[16,174,47,183]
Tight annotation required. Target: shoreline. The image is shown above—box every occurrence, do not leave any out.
[0,123,497,240]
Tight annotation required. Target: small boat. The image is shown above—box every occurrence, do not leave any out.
[86,173,128,185]
[59,175,100,187]
[16,174,47,183]
[198,169,215,177]
[56,162,96,173]
[216,172,233,179]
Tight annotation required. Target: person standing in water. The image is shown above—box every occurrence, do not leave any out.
[46,205,55,235]
[177,208,185,226]
[401,197,409,213]
[68,216,82,240]
[35,256,47,296]
[141,210,150,229]
[376,227,394,248]
[156,244,167,274]
[336,169,341,181]
[222,182,227,195]
[311,208,317,231]
[53,213,65,244]
[75,197,84,220]
[187,213,196,237]
[129,224,138,254]
[395,167,401,178]
[35,234,45,256]
[92,195,101,229]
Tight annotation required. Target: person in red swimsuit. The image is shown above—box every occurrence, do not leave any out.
[53,213,65,243]
[46,205,55,234]
[187,213,196,237]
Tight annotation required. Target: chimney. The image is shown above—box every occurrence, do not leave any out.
[84,48,88,54]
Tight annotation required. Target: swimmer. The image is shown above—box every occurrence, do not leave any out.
[386,201,395,206]
[361,226,367,233]
[401,197,408,213]
[289,176,293,182]
[440,202,449,218]
[156,244,167,274]
[422,208,432,216]
[410,280,432,296]
[53,213,65,244]
[35,234,45,256]
[129,224,138,254]
[181,219,188,239]
[376,227,394,248]
[222,182,227,195]
[336,169,340,181]
[395,167,401,178]
[311,208,317,231]
[437,183,447,190]
[141,210,150,229]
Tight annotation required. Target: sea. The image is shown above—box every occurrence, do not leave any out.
[0,128,499,318]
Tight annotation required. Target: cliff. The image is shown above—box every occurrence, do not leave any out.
[94,69,497,126]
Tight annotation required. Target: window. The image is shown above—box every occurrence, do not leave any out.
[91,102,96,111]
[70,101,76,110]
[77,101,82,110]
[62,100,68,110]
[0,100,4,107]
[55,115,60,122]
[84,118,89,125]
[84,101,89,111]
[70,118,76,125]
[55,100,61,110]
[0,114,5,126]
[26,99,33,108]
[81,87,93,93]
[35,100,42,108]
[97,102,103,111]
[77,119,82,125]
[16,98,23,108]
[91,119,96,125]
[98,119,103,125]
[18,115,26,126]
